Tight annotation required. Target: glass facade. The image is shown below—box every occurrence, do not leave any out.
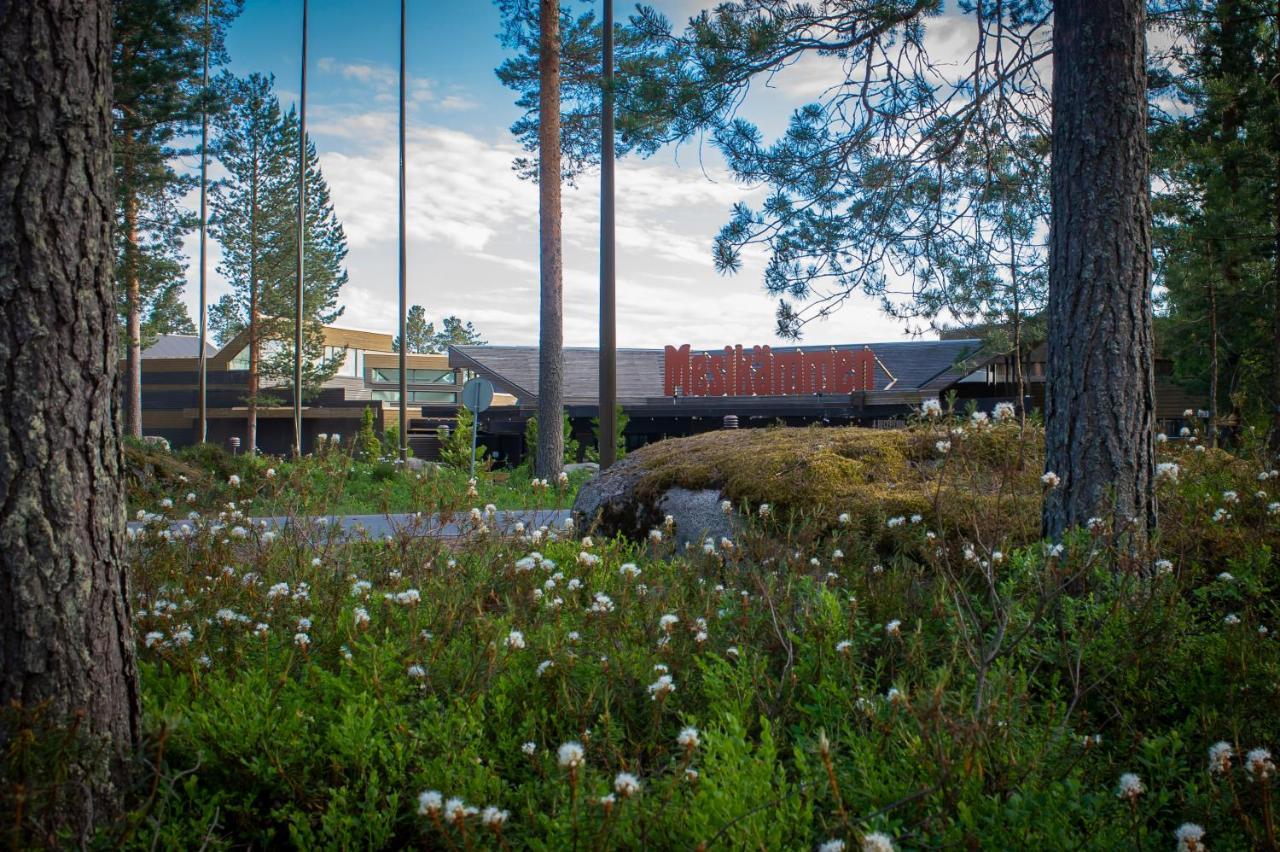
[325,345,363,378]
[371,390,458,403]
[368,367,455,385]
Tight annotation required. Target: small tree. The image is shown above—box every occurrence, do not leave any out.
[441,407,488,472]
[356,406,381,461]
[588,404,628,462]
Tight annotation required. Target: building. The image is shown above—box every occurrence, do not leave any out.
[444,339,1002,464]
[136,326,511,456]
[138,329,1204,462]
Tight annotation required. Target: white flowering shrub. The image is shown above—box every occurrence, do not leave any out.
[10,423,1278,848]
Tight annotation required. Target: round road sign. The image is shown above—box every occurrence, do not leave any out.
[461,377,495,413]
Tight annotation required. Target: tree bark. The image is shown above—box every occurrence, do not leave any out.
[536,0,565,479]
[124,188,143,439]
[0,0,140,842]
[1043,0,1156,541]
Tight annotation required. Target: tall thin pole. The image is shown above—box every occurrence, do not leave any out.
[397,0,408,461]
[197,0,210,445]
[293,0,308,456]
[598,0,617,469]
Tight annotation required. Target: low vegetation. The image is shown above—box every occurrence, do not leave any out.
[123,438,592,517]
[9,415,1279,849]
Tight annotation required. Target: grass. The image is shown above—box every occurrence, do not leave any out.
[124,439,592,517]
[8,417,1280,849]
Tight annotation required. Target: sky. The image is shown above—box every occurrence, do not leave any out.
[180,0,928,349]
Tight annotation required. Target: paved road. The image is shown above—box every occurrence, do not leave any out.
[128,508,572,540]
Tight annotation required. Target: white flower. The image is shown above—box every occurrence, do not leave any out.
[590,592,615,614]
[505,630,526,650]
[648,529,663,544]
[254,622,269,638]
[293,632,310,648]
[1180,426,1192,437]
[647,674,675,700]
[265,468,276,478]
[143,631,164,648]
[1268,502,1280,516]
[228,474,240,487]
[1156,462,1180,483]
[1223,490,1239,504]
[935,440,951,454]
[1218,572,1234,582]
[1246,747,1275,781]
[1116,772,1144,800]
[885,619,902,637]
[443,797,473,824]
[619,562,641,579]
[558,741,585,769]
[819,841,845,852]
[659,613,680,632]
[267,582,290,602]
[886,516,905,529]
[418,790,443,815]
[1208,741,1233,774]
[1041,471,1061,488]
[1154,559,1174,575]
[721,499,733,513]
[1156,432,1168,443]
[407,664,426,680]
[537,659,554,677]
[614,772,641,797]
[521,741,537,755]
[1175,823,1206,852]
[296,617,312,631]
[970,410,989,426]
[1224,613,1241,626]
[993,401,1016,421]
[757,503,772,518]
[171,627,194,646]
[481,806,509,828]
[395,589,421,605]
[678,727,700,750]
[353,607,370,628]
[836,640,853,654]
[862,832,895,852]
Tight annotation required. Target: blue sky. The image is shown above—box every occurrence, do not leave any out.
[182,0,920,348]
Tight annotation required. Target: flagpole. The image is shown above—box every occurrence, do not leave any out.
[398,0,408,461]
[598,0,617,469]
[197,0,210,446]
[293,0,308,456]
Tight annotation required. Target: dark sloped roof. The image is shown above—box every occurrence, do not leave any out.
[451,339,981,405]
[142,334,218,359]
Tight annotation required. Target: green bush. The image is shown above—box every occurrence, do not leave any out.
[13,422,1278,849]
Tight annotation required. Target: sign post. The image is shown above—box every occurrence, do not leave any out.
[460,377,494,480]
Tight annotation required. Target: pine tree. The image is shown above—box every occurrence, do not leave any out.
[113,0,241,437]
[393,304,436,353]
[260,105,348,401]
[1,0,139,837]
[433,315,487,350]
[210,79,348,446]
[210,72,292,452]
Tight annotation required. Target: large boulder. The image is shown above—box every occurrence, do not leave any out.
[572,424,1042,544]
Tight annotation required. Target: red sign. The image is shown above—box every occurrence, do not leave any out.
[663,344,877,397]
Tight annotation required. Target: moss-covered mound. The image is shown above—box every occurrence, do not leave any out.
[576,424,1044,543]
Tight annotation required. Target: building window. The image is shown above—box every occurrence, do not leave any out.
[229,346,250,370]
[369,367,454,385]
[371,389,458,403]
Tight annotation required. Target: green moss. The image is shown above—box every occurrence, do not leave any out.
[628,424,1042,542]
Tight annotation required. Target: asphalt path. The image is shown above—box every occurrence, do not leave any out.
[127,508,572,540]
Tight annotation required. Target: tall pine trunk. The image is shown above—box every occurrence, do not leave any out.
[124,187,143,438]
[0,0,141,840]
[1043,0,1156,541]
[536,0,565,478]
